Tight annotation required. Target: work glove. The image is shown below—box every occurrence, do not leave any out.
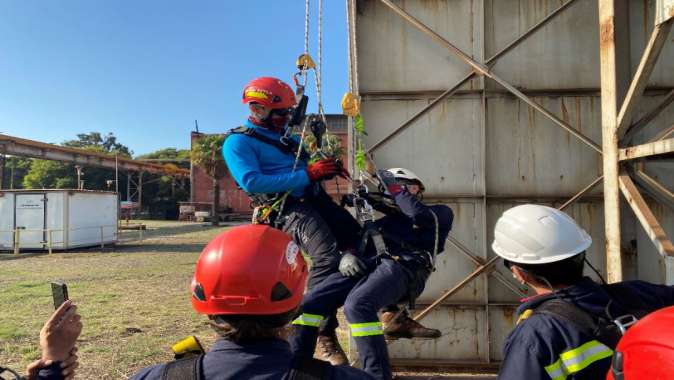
[338,252,367,277]
[306,158,342,182]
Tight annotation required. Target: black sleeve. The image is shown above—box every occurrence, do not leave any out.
[37,362,65,380]
[393,192,454,232]
[311,190,363,251]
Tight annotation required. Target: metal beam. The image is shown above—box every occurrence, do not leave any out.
[633,167,674,210]
[413,256,500,322]
[656,0,674,25]
[654,123,674,141]
[617,20,674,138]
[619,138,674,160]
[558,176,604,211]
[0,134,189,178]
[598,0,623,282]
[619,173,674,257]
[623,89,674,142]
[367,0,579,153]
[447,236,527,297]
[378,0,602,154]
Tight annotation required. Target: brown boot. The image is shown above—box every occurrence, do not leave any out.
[316,332,348,365]
[381,311,441,339]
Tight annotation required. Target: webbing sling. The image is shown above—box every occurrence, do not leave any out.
[160,354,331,380]
[230,126,310,161]
[160,354,204,380]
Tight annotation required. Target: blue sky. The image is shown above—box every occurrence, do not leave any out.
[0,1,349,156]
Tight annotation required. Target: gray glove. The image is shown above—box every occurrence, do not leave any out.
[338,252,367,277]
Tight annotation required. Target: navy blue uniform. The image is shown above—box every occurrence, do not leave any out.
[222,122,361,335]
[130,338,374,380]
[290,191,454,380]
[499,277,674,380]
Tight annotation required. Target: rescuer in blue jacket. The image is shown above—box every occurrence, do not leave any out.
[491,204,674,380]
[222,77,363,364]
[289,168,454,380]
[130,225,374,380]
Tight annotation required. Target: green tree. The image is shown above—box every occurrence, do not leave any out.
[191,134,226,225]
[1,156,32,189]
[136,148,190,160]
[23,160,76,189]
[62,132,132,157]
[135,147,191,219]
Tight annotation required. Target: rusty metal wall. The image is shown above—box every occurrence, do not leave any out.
[350,0,674,366]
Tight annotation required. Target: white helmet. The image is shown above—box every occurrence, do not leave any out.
[491,204,591,265]
[386,168,425,191]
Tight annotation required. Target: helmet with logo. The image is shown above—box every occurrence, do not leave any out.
[191,224,307,316]
[242,77,297,109]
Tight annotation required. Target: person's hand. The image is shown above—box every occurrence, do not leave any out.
[306,159,341,182]
[338,252,367,277]
[25,348,78,380]
[40,300,82,362]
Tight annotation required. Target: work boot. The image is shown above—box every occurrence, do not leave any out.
[381,311,441,339]
[316,332,348,366]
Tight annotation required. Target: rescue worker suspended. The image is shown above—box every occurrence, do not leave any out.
[289,168,454,380]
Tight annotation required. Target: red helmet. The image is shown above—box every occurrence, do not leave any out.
[242,77,297,109]
[607,306,674,380]
[191,225,307,316]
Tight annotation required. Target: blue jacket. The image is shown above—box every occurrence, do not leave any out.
[130,337,374,380]
[222,121,310,198]
[374,191,454,255]
[498,277,674,380]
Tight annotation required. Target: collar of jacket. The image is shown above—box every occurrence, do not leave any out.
[515,277,601,317]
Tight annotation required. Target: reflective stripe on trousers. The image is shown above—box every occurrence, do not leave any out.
[350,322,384,337]
[292,313,324,327]
[544,340,614,380]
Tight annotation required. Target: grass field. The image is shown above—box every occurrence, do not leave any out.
[0,220,236,379]
[0,220,494,380]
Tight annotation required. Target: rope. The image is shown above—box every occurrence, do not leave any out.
[345,0,353,93]
[349,0,359,95]
[304,0,310,55]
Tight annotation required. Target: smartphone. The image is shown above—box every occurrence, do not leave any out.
[51,282,69,310]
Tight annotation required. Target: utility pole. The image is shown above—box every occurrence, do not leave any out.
[74,165,83,190]
[0,153,5,190]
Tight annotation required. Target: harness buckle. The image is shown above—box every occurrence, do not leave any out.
[612,314,639,335]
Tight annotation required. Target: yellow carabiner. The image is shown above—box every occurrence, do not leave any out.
[296,54,316,70]
[341,92,360,117]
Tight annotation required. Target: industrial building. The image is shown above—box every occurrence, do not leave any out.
[345,0,674,368]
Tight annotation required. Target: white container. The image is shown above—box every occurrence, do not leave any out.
[0,190,118,250]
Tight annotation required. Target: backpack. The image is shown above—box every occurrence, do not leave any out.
[533,282,653,348]
[160,355,332,380]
